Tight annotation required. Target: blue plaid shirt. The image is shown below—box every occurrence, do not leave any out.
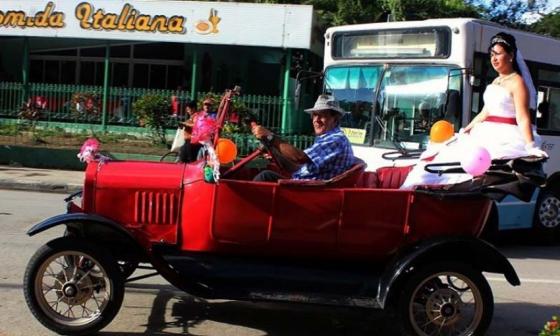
[292,127,355,180]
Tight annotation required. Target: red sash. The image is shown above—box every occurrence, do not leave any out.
[485,116,517,125]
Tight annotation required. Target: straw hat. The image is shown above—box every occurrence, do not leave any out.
[304,94,347,116]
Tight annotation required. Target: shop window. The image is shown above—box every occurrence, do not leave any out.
[215,63,230,92]
[110,45,131,58]
[150,64,166,88]
[30,60,44,82]
[80,62,95,85]
[94,63,104,86]
[247,62,281,95]
[80,61,103,86]
[167,65,186,90]
[81,47,106,57]
[133,43,184,60]
[112,63,129,87]
[44,60,60,83]
[133,64,149,88]
[60,61,76,84]
[36,49,77,56]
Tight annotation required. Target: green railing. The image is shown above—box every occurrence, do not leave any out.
[0,82,286,130]
[0,118,315,158]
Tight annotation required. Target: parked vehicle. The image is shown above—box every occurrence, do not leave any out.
[23,89,542,336]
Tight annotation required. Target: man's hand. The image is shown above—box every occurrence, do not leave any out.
[252,125,273,140]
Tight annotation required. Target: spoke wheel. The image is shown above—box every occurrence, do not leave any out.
[397,262,493,336]
[24,237,124,335]
[536,190,560,230]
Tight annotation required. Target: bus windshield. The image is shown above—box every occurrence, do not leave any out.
[324,64,462,149]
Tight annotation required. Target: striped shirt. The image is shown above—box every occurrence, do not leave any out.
[292,127,355,180]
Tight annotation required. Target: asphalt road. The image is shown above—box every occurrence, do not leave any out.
[1,190,559,336]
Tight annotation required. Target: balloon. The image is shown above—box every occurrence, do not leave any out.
[215,138,237,164]
[460,145,491,176]
[430,120,454,143]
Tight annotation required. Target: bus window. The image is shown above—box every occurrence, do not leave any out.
[535,87,560,131]
[324,65,383,145]
[545,88,560,131]
[332,27,451,59]
[373,65,459,148]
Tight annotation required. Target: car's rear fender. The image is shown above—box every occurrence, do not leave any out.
[378,237,519,309]
[27,213,146,260]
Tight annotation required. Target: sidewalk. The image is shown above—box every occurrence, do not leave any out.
[0,165,83,194]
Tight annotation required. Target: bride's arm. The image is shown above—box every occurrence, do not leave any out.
[511,76,534,145]
[463,107,488,133]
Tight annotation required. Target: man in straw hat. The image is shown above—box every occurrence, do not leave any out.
[252,94,355,182]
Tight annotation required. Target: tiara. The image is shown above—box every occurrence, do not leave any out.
[491,36,511,47]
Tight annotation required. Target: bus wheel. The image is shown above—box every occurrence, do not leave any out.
[534,189,560,239]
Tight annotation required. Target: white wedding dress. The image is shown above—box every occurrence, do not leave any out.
[400,84,541,189]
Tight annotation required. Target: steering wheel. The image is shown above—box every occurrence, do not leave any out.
[221,125,294,179]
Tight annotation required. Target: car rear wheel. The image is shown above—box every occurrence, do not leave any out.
[23,237,124,335]
[397,262,493,336]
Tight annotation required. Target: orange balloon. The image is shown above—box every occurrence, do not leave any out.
[430,120,454,143]
[216,138,237,164]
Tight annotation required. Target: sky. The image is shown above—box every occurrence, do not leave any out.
[548,0,560,11]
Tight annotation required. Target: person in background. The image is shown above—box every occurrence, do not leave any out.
[201,98,217,119]
[178,100,202,163]
[252,94,355,182]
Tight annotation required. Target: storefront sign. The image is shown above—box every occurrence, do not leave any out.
[0,2,64,28]
[0,0,316,50]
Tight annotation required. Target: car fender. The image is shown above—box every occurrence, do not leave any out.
[28,213,129,236]
[377,237,519,308]
[27,213,145,254]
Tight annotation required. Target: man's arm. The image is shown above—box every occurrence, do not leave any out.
[252,126,309,165]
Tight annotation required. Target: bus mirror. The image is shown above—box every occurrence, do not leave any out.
[469,75,480,87]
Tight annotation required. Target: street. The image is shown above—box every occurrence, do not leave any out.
[1,190,559,336]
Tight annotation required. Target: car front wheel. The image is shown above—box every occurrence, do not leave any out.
[397,262,493,336]
[23,237,124,335]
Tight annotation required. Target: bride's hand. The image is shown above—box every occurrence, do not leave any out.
[525,142,549,158]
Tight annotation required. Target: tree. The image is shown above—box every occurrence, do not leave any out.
[530,10,560,38]
[468,0,548,29]
[382,0,480,21]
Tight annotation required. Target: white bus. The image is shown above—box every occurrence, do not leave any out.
[321,18,560,236]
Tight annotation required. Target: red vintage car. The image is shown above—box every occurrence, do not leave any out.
[23,89,541,336]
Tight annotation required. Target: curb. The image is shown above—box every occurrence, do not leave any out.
[0,179,82,194]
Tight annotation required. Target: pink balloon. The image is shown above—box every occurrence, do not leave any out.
[460,145,491,176]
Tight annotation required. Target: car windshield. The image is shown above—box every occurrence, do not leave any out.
[324,65,462,150]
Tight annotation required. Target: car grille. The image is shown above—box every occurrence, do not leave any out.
[134,191,179,225]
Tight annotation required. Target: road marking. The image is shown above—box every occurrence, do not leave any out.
[487,277,560,285]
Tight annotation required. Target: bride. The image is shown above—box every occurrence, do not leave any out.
[400,32,548,190]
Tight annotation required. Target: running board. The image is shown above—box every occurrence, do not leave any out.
[248,291,381,308]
